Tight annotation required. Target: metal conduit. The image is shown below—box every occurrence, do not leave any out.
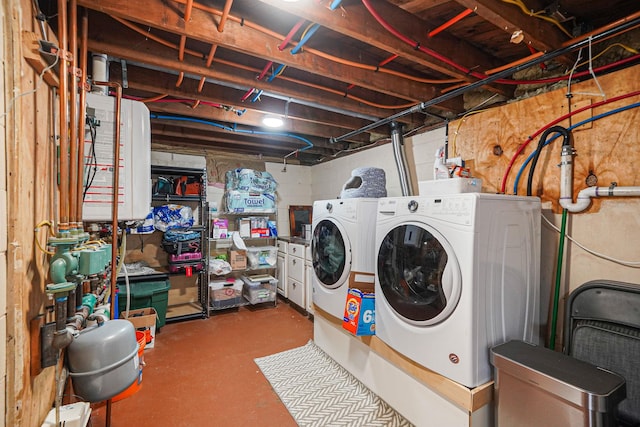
[329,15,640,144]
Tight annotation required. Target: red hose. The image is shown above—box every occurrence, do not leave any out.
[499,89,640,193]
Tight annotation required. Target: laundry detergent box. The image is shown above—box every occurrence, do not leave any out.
[342,273,376,336]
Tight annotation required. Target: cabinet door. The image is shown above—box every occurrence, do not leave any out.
[287,254,304,283]
[305,262,314,315]
[288,277,305,309]
[276,253,287,298]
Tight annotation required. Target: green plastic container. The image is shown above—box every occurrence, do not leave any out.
[117,273,171,328]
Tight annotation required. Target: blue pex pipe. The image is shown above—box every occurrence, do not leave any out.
[513,101,640,194]
[291,24,320,55]
[150,114,314,152]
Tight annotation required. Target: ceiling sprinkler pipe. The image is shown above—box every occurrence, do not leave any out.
[391,121,413,196]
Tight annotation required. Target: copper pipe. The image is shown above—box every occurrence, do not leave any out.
[76,9,88,223]
[205,44,218,67]
[69,0,79,229]
[176,71,184,87]
[93,81,122,321]
[217,0,234,32]
[184,0,194,23]
[192,99,200,108]
[111,16,204,58]
[58,0,70,233]
[562,10,640,47]
[197,76,206,92]
[178,35,186,61]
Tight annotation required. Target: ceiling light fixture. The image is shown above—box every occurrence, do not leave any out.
[262,115,284,128]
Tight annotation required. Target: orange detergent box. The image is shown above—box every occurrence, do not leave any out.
[342,272,376,336]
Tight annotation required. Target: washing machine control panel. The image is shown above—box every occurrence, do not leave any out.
[379,196,475,225]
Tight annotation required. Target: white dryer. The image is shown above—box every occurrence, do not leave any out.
[375,193,541,388]
[311,198,379,320]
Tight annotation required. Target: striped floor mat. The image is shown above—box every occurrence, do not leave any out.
[254,340,414,427]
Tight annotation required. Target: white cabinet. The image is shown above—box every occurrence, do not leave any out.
[305,245,314,315]
[287,243,306,310]
[277,240,288,298]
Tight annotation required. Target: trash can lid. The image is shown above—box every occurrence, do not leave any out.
[491,340,626,411]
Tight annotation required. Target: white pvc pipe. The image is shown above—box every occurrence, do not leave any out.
[91,53,108,95]
[560,185,640,212]
[559,145,640,212]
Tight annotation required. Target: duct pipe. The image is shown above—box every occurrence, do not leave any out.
[69,0,79,231]
[93,81,122,321]
[92,54,109,95]
[77,9,89,222]
[390,121,413,196]
[329,14,640,144]
[57,0,70,235]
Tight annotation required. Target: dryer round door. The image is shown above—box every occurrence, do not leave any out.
[312,219,351,290]
[377,222,462,325]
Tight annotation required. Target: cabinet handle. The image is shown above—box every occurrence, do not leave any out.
[292,259,296,265]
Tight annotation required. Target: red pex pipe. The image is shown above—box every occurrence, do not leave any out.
[428,8,473,38]
[279,19,306,51]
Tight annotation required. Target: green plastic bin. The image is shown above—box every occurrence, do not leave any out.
[117,273,171,328]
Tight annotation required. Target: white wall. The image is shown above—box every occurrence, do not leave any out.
[408,127,447,185]
[266,163,312,237]
[310,143,403,201]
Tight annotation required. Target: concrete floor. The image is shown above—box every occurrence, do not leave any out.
[88,298,313,426]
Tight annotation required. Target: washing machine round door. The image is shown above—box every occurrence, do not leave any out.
[312,219,351,289]
[377,222,461,325]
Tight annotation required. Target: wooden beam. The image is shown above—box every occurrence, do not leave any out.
[22,31,59,87]
[453,0,571,57]
[78,0,439,102]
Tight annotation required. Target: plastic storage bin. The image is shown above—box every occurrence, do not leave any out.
[241,275,277,304]
[209,279,245,310]
[117,273,171,328]
[491,340,626,427]
[246,246,277,269]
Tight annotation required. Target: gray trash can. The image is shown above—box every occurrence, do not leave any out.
[491,340,626,427]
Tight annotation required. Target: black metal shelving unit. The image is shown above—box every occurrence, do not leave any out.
[151,165,209,322]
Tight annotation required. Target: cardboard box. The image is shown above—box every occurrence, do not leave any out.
[342,272,376,336]
[121,307,158,349]
[229,250,247,270]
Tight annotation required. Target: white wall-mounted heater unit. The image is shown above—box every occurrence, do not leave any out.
[82,92,151,221]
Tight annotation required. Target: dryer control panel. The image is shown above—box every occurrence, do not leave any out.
[378,195,476,226]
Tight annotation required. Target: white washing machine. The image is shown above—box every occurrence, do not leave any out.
[311,198,379,320]
[375,193,541,388]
